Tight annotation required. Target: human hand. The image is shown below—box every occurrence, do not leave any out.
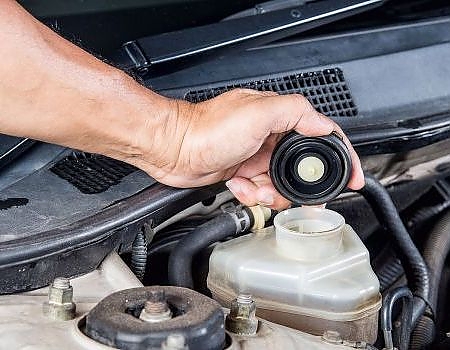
[139,89,364,210]
[0,0,362,209]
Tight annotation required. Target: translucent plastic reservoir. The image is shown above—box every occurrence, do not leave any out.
[207,207,381,343]
[274,207,345,260]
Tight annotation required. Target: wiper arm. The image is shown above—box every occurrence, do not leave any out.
[114,0,385,76]
[223,0,318,21]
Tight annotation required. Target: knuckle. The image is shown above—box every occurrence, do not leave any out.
[229,88,254,96]
[261,90,278,97]
[228,88,276,98]
[292,94,313,110]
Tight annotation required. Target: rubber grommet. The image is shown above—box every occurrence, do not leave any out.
[270,132,351,205]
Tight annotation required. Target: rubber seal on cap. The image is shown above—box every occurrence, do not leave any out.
[269,132,351,205]
[297,156,326,182]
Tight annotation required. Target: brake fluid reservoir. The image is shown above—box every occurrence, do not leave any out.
[207,207,381,343]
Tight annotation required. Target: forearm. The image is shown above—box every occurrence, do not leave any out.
[0,1,364,206]
[0,1,178,167]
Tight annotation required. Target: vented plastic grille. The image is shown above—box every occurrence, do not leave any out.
[51,152,137,194]
[185,68,357,117]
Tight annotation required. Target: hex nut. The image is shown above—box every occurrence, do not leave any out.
[225,294,258,336]
[43,277,76,321]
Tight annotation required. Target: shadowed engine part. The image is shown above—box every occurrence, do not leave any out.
[85,286,225,350]
[358,173,431,329]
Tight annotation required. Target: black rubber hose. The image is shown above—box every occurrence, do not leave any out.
[410,315,435,350]
[130,229,148,281]
[373,245,404,293]
[168,210,252,289]
[359,173,430,327]
[407,200,450,230]
[422,210,450,309]
[378,259,404,293]
[375,199,450,293]
[410,209,450,349]
[148,231,193,256]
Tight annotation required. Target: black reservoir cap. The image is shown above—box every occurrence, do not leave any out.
[270,132,351,205]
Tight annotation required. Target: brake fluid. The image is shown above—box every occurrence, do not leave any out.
[270,132,351,205]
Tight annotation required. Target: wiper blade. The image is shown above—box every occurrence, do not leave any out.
[115,0,385,75]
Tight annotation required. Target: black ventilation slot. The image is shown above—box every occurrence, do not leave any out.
[185,68,357,118]
[51,152,137,194]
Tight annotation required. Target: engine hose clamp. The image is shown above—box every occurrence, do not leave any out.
[220,203,252,234]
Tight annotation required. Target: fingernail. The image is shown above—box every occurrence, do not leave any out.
[225,180,241,194]
[359,167,365,179]
[257,192,274,206]
[359,167,366,187]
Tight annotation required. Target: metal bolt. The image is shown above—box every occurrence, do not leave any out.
[52,277,70,289]
[236,294,253,304]
[139,290,172,323]
[322,330,343,345]
[144,299,167,314]
[161,334,188,350]
[225,294,258,336]
[43,277,76,321]
[291,9,302,18]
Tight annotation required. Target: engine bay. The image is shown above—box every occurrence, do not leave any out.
[3,173,450,350]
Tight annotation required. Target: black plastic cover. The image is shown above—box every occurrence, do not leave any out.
[50,152,137,194]
[270,132,351,205]
[0,135,35,169]
[185,68,357,118]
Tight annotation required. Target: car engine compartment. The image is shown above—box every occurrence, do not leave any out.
[3,169,450,349]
